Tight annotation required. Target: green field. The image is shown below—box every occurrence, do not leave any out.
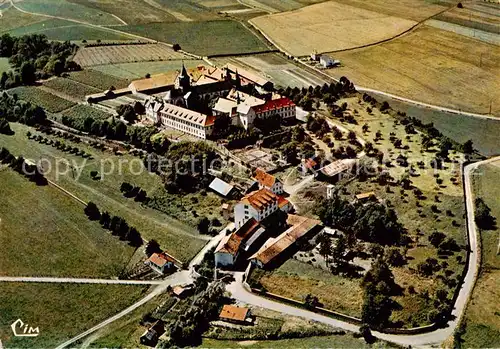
[43,77,100,100]
[0,168,136,277]
[13,0,123,25]
[91,59,205,79]
[0,123,207,262]
[77,293,173,348]
[460,162,500,348]
[256,259,363,317]
[373,96,500,156]
[8,86,76,113]
[68,70,130,90]
[60,104,112,122]
[0,283,148,349]
[68,0,177,25]
[202,335,395,348]
[0,57,12,74]
[7,18,133,42]
[0,7,45,33]
[122,20,269,56]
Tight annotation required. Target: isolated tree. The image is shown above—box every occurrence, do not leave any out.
[462,140,474,154]
[146,239,161,257]
[84,202,100,220]
[319,234,332,262]
[475,198,495,229]
[428,231,446,248]
[197,217,210,235]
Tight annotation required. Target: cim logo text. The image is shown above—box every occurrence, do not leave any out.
[10,319,40,337]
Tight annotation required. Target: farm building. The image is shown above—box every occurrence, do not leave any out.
[250,215,323,269]
[140,320,165,347]
[319,55,340,68]
[219,305,253,325]
[318,159,356,181]
[224,63,274,90]
[234,189,279,229]
[355,191,377,202]
[209,178,236,198]
[145,253,175,274]
[214,218,267,268]
[253,168,283,195]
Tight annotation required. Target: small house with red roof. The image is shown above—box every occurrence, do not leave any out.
[145,253,175,274]
[253,168,283,195]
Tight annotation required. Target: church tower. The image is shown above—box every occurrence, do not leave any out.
[175,63,191,92]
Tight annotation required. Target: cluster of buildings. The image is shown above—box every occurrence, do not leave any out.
[214,168,323,270]
[86,62,297,140]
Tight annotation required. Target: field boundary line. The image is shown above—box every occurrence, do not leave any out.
[0,276,163,285]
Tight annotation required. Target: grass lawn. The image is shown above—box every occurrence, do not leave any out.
[201,335,396,348]
[256,259,363,317]
[60,104,112,122]
[43,78,100,100]
[13,0,123,25]
[0,7,45,33]
[460,162,500,348]
[121,20,269,56]
[372,96,500,157]
[77,293,173,348]
[0,168,136,277]
[68,0,177,25]
[0,123,207,263]
[68,70,130,90]
[0,283,149,349]
[91,60,205,79]
[8,86,76,113]
[0,57,12,74]
[7,18,133,42]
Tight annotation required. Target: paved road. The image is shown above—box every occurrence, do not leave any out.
[230,156,500,347]
[55,223,231,348]
[0,276,163,285]
[54,270,192,349]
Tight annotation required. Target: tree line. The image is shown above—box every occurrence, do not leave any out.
[0,33,80,89]
[0,92,48,126]
[84,202,143,247]
[0,147,47,185]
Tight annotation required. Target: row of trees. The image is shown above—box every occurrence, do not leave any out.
[0,147,47,185]
[0,33,80,88]
[27,132,91,159]
[84,202,143,247]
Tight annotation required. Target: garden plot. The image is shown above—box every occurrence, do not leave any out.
[73,44,190,67]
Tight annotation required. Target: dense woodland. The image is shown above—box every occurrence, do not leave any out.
[0,33,80,89]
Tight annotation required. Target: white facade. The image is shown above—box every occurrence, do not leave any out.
[234,198,278,229]
[145,100,213,139]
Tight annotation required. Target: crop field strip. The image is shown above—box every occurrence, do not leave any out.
[326,25,500,117]
[43,78,101,100]
[249,1,418,56]
[68,70,131,90]
[73,44,190,67]
[8,86,76,113]
[90,59,205,79]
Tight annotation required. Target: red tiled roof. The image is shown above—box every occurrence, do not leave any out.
[205,115,216,126]
[241,189,277,210]
[147,253,173,267]
[215,218,260,255]
[253,97,295,114]
[220,305,250,322]
[304,158,317,169]
[253,168,276,188]
[277,195,290,209]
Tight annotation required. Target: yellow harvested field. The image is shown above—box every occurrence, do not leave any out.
[73,44,189,67]
[332,0,449,21]
[326,25,500,116]
[250,1,417,56]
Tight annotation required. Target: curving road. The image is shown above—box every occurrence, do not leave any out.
[229,156,500,347]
